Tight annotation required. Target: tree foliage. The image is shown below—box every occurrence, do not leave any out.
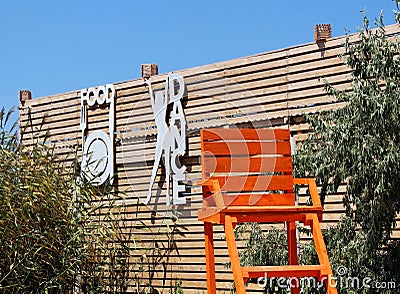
[296,15,400,255]
[0,107,185,293]
[295,16,400,292]
[0,108,133,293]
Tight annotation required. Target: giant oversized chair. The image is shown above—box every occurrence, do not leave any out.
[196,128,337,294]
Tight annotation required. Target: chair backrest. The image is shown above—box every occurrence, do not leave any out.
[200,128,295,207]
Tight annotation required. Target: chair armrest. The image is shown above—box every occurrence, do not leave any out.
[195,179,215,186]
[195,179,222,192]
[293,178,322,209]
[195,179,224,209]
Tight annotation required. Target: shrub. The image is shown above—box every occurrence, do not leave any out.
[0,107,132,293]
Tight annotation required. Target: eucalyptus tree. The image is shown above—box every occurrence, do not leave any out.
[295,16,400,290]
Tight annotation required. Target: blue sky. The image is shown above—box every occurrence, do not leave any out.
[0,0,398,122]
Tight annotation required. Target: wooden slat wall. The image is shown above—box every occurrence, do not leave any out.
[19,24,400,293]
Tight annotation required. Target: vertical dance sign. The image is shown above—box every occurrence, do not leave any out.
[145,73,187,206]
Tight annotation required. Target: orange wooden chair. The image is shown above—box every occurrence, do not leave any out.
[196,128,337,294]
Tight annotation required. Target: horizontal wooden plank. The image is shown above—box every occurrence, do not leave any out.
[204,156,293,173]
[201,128,290,141]
[202,141,291,156]
[203,193,295,207]
[243,265,324,278]
[212,175,294,192]
[224,205,321,214]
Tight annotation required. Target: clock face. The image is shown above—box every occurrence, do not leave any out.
[82,130,111,185]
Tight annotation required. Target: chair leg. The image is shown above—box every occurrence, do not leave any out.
[287,221,300,294]
[204,222,216,294]
[306,214,338,294]
[224,215,246,294]
[287,221,298,265]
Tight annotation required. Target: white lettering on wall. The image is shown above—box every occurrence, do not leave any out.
[145,73,187,205]
[80,84,115,185]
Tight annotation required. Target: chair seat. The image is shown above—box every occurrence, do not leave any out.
[224,205,322,213]
[198,205,323,223]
